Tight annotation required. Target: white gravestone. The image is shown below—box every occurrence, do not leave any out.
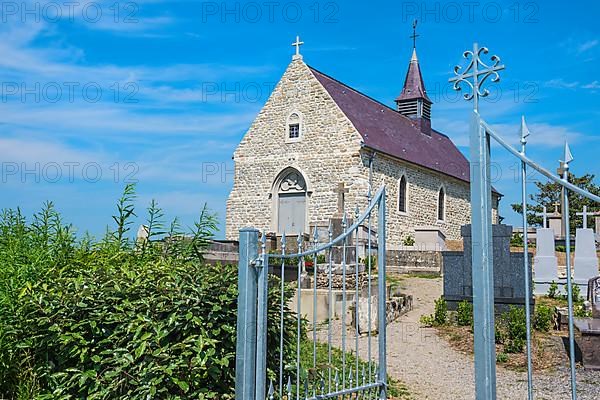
[574,228,599,288]
[534,228,559,295]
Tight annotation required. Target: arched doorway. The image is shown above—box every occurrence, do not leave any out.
[273,168,307,235]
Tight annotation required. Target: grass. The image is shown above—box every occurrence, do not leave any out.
[299,340,412,399]
[438,324,565,371]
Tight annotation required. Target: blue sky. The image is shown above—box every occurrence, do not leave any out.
[1,0,599,239]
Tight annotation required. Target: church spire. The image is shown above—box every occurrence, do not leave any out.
[395,20,432,135]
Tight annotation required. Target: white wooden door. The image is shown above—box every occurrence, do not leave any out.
[277,193,305,234]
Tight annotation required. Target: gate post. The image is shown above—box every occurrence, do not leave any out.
[377,188,387,399]
[235,228,259,400]
[470,110,496,399]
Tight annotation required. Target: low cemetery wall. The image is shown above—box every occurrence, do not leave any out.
[386,250,442,275]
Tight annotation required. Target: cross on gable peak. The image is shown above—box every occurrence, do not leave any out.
[292,35,304,60]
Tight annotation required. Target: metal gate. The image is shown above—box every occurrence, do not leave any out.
[235,186,387,399]
[450,43,600,400]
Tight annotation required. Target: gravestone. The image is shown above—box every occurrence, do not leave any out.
[533,228,560,295]
[596,217,600,238]
[443,224,533,310]
[574,228,599,287]
[330,182,356,263]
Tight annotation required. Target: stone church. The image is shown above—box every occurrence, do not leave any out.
[225,38,500,247]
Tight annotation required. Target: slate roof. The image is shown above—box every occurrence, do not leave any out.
[308,66,471,184]
[395,49,432,103]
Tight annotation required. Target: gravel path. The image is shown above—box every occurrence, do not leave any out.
[317,277,600,399]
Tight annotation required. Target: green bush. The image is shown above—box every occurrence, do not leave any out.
[572,284,582,303]
[402,235,415,246]
[547,281,559,298]
[420,297,448,327]
[456,300,473,327]
[0,185,298,399]
[419,314,435,327]
[496,352,508,363]
[501,306,527,354]
[534,305,553,332]
[510,232,524,247]
[433,297,448,326]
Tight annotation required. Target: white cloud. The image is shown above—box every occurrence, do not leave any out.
[582,80,600,90]
[577,39,599,54]
[544,78,579,89]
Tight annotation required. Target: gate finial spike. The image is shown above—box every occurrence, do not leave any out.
[297,233,303,250]
[520,115,530,144]
[268,380,274,399]
[313,225,319,243]
[328,220,333,240]
[563,141,574,166]
[362,364,366,385]
[355,204,360,219]
[286,376,292,396]
[342,213,347,230]
[281,231,287,249]
[261,230,267,252]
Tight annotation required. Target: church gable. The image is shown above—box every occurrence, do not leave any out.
[232,58,363,162]
[226,57,367,238]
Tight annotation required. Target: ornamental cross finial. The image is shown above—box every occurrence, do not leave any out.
[449,43,505,111]
[410,19,419,49]
[292,35,304,60]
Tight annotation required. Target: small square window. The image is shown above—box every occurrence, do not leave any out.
[289,123,300,139]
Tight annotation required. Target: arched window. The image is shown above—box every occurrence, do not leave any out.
[437,187,445,221]
[398,175,407,213]
[286,112,302,141]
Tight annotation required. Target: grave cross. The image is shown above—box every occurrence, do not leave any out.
[334,182,349,215]
[535,206,548,228]
[576,205,600,229]
[552,201,561,215]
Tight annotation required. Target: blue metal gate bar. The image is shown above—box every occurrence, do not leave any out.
[235,186,387,400]
[451,42,600,400]
[235,228,260,400]
[519,117,534,400]
[482,120,600,203]
[450,43,504,399]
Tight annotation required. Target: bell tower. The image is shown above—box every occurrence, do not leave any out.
[395,20,432,135]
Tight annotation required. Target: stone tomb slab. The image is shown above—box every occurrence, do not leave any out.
[533,228,559,295]
[574,318,600,370]
[574,228,599,287]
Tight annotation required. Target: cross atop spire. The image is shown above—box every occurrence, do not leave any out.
[410,19,419,49]
[292,35,304,60]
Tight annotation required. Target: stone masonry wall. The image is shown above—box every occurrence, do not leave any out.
[225,58,499,244]
[225,58,364,239]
